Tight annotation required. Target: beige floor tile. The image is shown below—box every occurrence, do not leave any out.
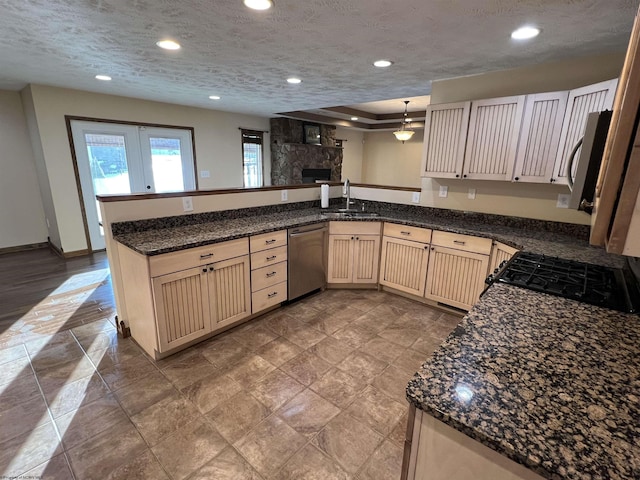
[233,324,279,351]
[310,367,367,409]
[345,386,406,436]
[112,370,177,416]
[371,365,413,404]
[0,356,31,387]
[410,334,444,356]
[0,344,27,367]
[280,351,331,386]
[45,372,110,418]
[307,336,354,365]
[181,371,243,413]
[251,369,305,411]
[282,325,328,349]
[332,324,378,348]
[29,341,85,372]
[207,391,270,443]
[234,415,307,477]
[189,446,263,480]
[0,372,41,412]
[36,356,97,394]
[357,440,404,480]
[131,393,199,446]
[392,349,428,376]
[358,336,406,364]
[225,354,276,388]
[377,326,424,348]
[254,338,303,366]
[106,448,169,480]
[21,452,74,480]
[67,420,147,480]
[388,410,409,447]
[80,333,142,366]
[199,336,252,367]
[276,443,350,480]
[307,307,361,335]
[336,351,387,383]
[70,318,117,340]
[312,412,383,474]
[24,331,77,356]
[97,354,157,391]
[0,395,50,444]
[277,389,340,437]
[282,302,322,322]
[152,418,228,480]
[160,351,218,389]
[262,311,307,336]
[56,393,129,449]
[0,422,63,478]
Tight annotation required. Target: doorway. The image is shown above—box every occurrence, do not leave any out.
[69,120,196,251]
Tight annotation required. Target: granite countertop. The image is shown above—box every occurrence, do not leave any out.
[113,207,623,267]
[407,283,640,480]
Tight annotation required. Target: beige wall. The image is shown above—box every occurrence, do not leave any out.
[24,85,271,253]
[361,129,423,188]
[336,127,364,182]
[0,90,48,248]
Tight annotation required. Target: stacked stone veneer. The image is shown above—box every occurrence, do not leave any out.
[270,118,343,185]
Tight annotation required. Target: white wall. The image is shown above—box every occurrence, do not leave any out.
[0,90,48,249]
[23,84,271,253]
[336,127,364,182]
[362,129,423,188]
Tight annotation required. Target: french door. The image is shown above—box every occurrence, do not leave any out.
[71,121,196,250]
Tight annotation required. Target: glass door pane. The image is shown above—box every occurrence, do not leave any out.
[148,137,185,192]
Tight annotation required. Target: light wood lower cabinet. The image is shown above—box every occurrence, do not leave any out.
[327,222,381,284]
[379,236,430,296]
[489,241,520,274]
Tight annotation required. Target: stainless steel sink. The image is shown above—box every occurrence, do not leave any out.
[321,210,380,219]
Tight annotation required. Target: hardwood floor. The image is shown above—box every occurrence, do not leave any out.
[0,248,115,349]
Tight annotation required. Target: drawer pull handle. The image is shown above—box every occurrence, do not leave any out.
[453,240,466,245]
[200,253,213,259]
[400,231,411,235]
[266,255,277,261]
[265,239,277,244]
[268,292,278,298]
[266,271,277,277]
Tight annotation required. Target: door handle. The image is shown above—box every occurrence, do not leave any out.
[266,255,277,261]
[266,271,277,277]
[200,253,213,259]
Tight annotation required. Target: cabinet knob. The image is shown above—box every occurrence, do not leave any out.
[355,237,359,240]
[455,174,460,178]
[202,268,207,273]
[431,247,435,251]
[514,177,519,181]
[463,174,467,178]
[146,185,151,190]
[209,267,214,271]
[550,178,556,183]
[351,236,354,240]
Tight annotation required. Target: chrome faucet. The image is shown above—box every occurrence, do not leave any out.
[344,178,353,210]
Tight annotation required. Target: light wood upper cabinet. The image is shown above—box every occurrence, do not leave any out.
[512,91,569,183]
[463,95,526,180]
[327,222,381,284]
[553,79,618,185]
[421,102,471,179]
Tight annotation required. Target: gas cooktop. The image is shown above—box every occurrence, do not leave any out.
[487,252,640,313]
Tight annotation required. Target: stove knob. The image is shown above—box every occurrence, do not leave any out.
[493,268,499,274]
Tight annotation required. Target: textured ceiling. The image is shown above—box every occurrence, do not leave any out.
[0,0,637,116]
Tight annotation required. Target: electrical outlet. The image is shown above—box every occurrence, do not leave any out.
[468,188,476,200]
[556,193,570,208]
[412,192,420,203]
[182,196,194,212]
[200,170,210,178]
[439,185,448,198]
[281,189,288,201]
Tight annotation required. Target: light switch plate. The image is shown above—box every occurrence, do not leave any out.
[281,190,288,201]
[556,193,570,208]
[439,186,448,198]
[182,197,194,212]
[468,188,476,200]
[412,192,420,203]
[200,170,210,178]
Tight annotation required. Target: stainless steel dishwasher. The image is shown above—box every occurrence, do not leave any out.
[288,223,327,301]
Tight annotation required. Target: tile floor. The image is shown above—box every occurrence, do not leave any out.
[0,251,462,479]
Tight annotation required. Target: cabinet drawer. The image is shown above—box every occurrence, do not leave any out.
[329,221,381,235]
[431,231,491,255]
[149,238,249,277]
[252,281,287,313]
[383,223,432,244]
[250,230,287,252]
[251,261,287,292]
[250,245,288,270]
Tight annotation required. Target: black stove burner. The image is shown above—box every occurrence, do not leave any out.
[491,252,638,313]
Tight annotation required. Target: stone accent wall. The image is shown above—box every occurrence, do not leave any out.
[270,118,343,185]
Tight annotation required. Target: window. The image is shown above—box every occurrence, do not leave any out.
[241,129,264,187]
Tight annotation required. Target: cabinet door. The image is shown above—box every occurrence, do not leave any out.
[512,91,569,183]
[353,234,381,284]
[152,266,210,353]
[463,95,526,180]
[379,236,430,296]
[208,255,251,329]
[421,102,471,179]
[488,242,519,275]
[425,246,490,311]
[553,79,618,184]
[327,234,355,283]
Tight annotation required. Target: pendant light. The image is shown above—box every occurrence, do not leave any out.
[393,100,415,143]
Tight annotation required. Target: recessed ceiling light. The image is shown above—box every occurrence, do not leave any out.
[511,26,540,40]
[95,75,112,81]
[350,117,359,121]
[373,60,393,68]
[156,39,181,50]
[287,77,302,84]
[243,0,273,10]
[209,95,221,100]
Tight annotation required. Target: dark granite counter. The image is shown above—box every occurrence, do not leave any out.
[407,283,640,480]
[113,204,623,267]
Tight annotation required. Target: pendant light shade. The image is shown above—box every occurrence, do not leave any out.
[393,100,415,143]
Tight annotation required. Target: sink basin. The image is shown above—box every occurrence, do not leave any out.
[321,211,380,219]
